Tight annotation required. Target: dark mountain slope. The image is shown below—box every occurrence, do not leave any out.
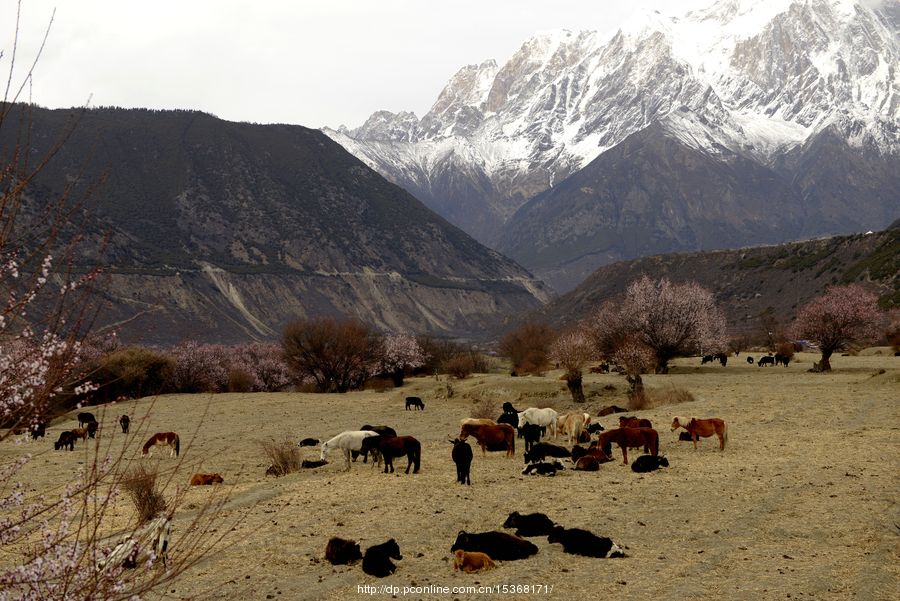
[536,227,898,334]
[5,106,550,344]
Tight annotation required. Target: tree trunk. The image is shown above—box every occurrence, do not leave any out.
[818,349,833,372]
[654,361,669,374]
[391,368,405,388]
[566,374,585,403]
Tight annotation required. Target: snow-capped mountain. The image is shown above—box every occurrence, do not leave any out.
[325,0,899,290]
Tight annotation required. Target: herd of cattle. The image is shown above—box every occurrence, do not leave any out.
[15,384,731,578]
[312,397,729,577]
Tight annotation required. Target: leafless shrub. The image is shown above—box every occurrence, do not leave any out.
[629,386,696,411]
[470,399,498,420]
[444,354,475,379]
[363,376,395,392]
[123,463,168,524]
[261,438,302,477]
[500,322,555,376]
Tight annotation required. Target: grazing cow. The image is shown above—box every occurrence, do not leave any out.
[353,425,397,462]
[297,437,320,447]
[596,427,659,465]
[522,460,564,476]
[189,473,224,485]
[746,356,754,365]
[458,422,515,458]
[77,412,96,428]
[557,413,586,445]
[517,408,558,439]
[142,432,180,458]
[631,455,669,473]
[715,352,728,366]
[774,353,791,367]
[325,537,361,565]
[501,402,519,415]
[701,354,715,364]
[598,405,627,417]
[453,550,496,573]
[54,430,76,451]
[320,430,379,471]
[29,422,47,440]
[450,438,473,485]
[547,526,625,558]
[119,415,130,434]
[586,422,605,435]
[502,512,555,537]
[451,531,538,561]
[405,396,425,411]
[619,415,652,429]
[671,416,727,451]
[359,435,421,474]
[362,539,402,578]
[86,421,99,439]
[520,423,543,452]
[524,442,571,464]
[70,428,88,441]
[301,459,328,469]
[758,355,775,367]
[574,456,601,471]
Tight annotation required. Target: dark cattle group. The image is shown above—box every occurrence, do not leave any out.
[451,530,538,560]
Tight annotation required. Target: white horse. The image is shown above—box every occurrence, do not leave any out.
[518,407,559,439]
[320,430,379,471]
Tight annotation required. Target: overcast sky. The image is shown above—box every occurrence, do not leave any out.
[4,1,726,129]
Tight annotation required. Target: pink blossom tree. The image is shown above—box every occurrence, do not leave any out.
[616,276,727,374]
[791,284,883,371]
[375,334,426,387]
[549,329,594,402]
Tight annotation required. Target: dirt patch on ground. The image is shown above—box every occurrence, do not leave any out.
[2,353,898,600]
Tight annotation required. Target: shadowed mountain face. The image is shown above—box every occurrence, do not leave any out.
[533,227,899,333]
[4,106,550,344]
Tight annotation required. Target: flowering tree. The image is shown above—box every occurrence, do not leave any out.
[615,277,727,374]
[282,317,380,392]
[611,336,657,398]
[375,334,426,387]
[791,284,883,371]
[549,329,594,402]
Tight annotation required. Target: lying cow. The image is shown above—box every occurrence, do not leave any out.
[524,442,570,464]
[362,539,402,578]
[453,549,495,573]
[189,473,224,485]
[325,537,362,565]
[547,526,625,558]
[502,512,556,537]
[451,530,538,561]
[522,461,564,476]
[631,455,669,473]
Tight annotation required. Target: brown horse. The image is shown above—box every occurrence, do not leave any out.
[596,427,659,465]
[618,416,652,429]
[359,435,421,474]
[142,432,180,457]
[459,423,515,458]
[671,416,727,451]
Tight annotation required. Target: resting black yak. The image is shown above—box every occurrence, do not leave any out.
[451,531,537,560]
[547,526,625,558]
[362,539,402,577]
[502,512,555,537]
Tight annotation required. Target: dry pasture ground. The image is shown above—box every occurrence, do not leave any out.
[2,352,898,600]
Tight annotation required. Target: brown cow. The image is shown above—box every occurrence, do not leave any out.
[671,416,727,451]
[458,423,515,458]
[619,415,652,429]
[190,473,224,485]
[70,428,88,441]
[453,549,496,573]
[596,427,659,465]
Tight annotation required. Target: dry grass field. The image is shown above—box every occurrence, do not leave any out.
[3,351,898,600]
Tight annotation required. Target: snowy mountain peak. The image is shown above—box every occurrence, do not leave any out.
[324,0,899,248]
